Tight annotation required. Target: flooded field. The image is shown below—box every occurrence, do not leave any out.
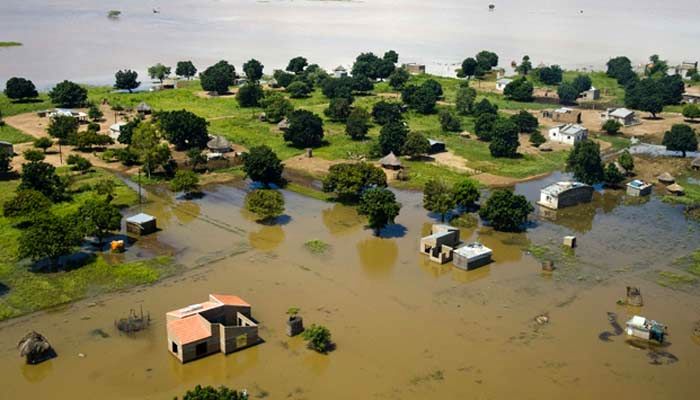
[0,175,699,399]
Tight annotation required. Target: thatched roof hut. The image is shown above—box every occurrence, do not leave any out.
[277,118,289,131]
[692,157,700,171]
[18,331,56,365]
[136,102,152,115]
[379,152,402,170]
[666,183,685,195]
[657,172,675,184]
[207,135,232,153]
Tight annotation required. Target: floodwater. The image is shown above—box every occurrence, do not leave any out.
[1,174,699,399]
[2,0,700,88]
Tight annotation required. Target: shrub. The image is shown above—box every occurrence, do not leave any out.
[67,154,92,173]
[439,109,462,132]
[170,170,201,197]
[245,189,285,221]
[324,97,352,122]
[479,189,533,232]
[302,324,333,353]
[602,119,623,135]
[286,80,311,98]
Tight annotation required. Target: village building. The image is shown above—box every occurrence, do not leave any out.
[541,107,582,124]
[379,152,402,170]
[0,141,14,156]
[109,122,127,140]
[419,224,461,264]
[670,61,698,79]
[538,181,594,210]
[207,135,232,153]
[277,118,289,131]
[495,78,512,92]
[548,124,588,145]
[402,63,426,75]
[166,294,260,363]
[682,92,700,104]
[161,79,176,89]
[452,242,493,270]
[692,158,700,171]
[601,108,639,126]
[126,213,157,235]
[333,66,348,78]
[579,86,600,101]
[626,179,653,197]
[428,139,446,154]
[657,172,675,184]
[48,108,88,123]
[136,102,152,115]
[666,183,685,196]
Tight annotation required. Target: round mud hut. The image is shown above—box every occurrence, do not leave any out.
[379,152,402,170]
[207,135,232,153]
[657,172,675,184]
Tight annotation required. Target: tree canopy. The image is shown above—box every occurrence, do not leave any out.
[242,58,264,81]
[378,120,409,155]
[606,56,636,86]
[130,122,171,178]
[402,131,430,159]
[322,162,386,202]
[683,104,700,121]
[510,110,538,133]
[479,189,533,232]
[4,77,38,101]
[286,81,311,99]
[625,78,664,118]
[236,83,264,107]
[47,115,78,142]
[242,145,283,185]
[452,178,480,209]
[178,385,247,400]
[147,63,171,83]
[401,83,437,114]
[245,189,285,222]
[358,187,401,235]
[474,113,498,141]
[114,69,140,92]
[3,189,51,221]
[157,109,209,150]
[557,82,579,105]
[175,61,197,79]
[284,110,324,148]
[489,118,520,158]
[389,67,410,90]
[662,124,698,157]
[200,60,236,95]
[566,140,604,184]
[170,170,201,198]
[455,86,477,115]
[260,92,293,123]
[351,52,394,80]
[503,77,533,102]
[537,65,563,85]
[423,179,455,222]
[345,107,371,140]
[439,109,462,132]
[19,214,82,270]
[286,56,308,74]
[572,74,592,94]
[371,101,402,125]
[49,80,87,107]
[77,199,122,244]
[324,97,352,122]
[19,161,65,201]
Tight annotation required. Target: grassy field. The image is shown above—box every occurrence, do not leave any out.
[0,124,34,143]
[0,94,52,116]
[0,168,173,320]
[0,42,22,47]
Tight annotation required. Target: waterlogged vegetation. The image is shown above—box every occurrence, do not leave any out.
[0,41,22,47]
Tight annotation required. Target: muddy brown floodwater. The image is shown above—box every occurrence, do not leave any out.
[1,174,699,400]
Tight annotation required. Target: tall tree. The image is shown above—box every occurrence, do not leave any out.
[489,118,520,158]
[241,145,283,185]
[242,58,264,82]
[423,179,456,222]
[345,107,371,140]
[383,50,399,64]
[19,161,65,201]
[479,189,533,232]
[19,214,82,271]
[47,115,78,143]
[378,120,409,155]
[260,92,294,123]
[388,67,410,90]
[156,110,209,150]
[4,77,38,101]
[236,83,264,106]
[515,55,533,75]
[510,110,539,133]
[606,56,636,85]
[130,122,168,178]
[455,86,477,115]
[358,187,401,235]
[175,60,197,79]
[452,179,480,209]
[114,69,140,92]
[566,140,604,184]
[48,80,87,107]
[284,110,324,148]
[286,56,308,74]
[324,97,352,122]
[200,60,236,95]
[371,101,402,125]
[476,50,499,71]
[286,81,311,98]
[245,189,285,222]
[572,74,592,94]
[557,82,579,105]
[537,65,563,85]
[459,57,478,78]
[147,63,171,83]
[77,199,122,245]
[662,124,698,157]
[625,78,664,118]
[402,131,430,159]
[503,77,533,101]
[322,163,386,202]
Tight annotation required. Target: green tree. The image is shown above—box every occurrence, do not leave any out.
[682,104,700,121]
[287,56,308,74]
[602,119,623,135]
[4,77,38,101]
[618,150,634,173]
[23,149,45,162]
[117,118,141,145]
[402,84,437,114]
[19,214,82,270]
[94,179,116,202]
[170,170,201,198]
[476,50,499,71]
[67,154,92,173]
[459,57,478,78]
[47,115,79,144]
[572,74,593,94]
[179,385,246,400]
[186,148,207,172]
[358,187,401,235]
[19,161,65,201]
[515,55,533,75]
[625,78,664,118]
[284,110,324,148]
[379,120,409,155]
[529,131,546,147]
[175,61,197,80]
[510,110,538,133]
[423,179,456,222]
[48,80,87,107]
[114,69,140,92]
[75,127,112,151]
[474,113,498,141]
[566,140,604,184]
[473,98,498,117]
[479,189,533,232]
[352,74,374,93]
[658,74,685,105]
[603,163,625,187]
[645,54,668,78]
[402,131,430,159]
[389,67,410,89]
[77,199,122,244]
[557,82,579,105]
[503,77,533,101]
[537,65,563,85]
[273,70,296,88]
[345,107,371,140]
[302,324,333,353]
[241,145,283,185]
[489,118,520,158]
[236,83,264,107]
[662,124,698,157]
[245,189,285,222]
[157,110,209,150]
[384,50,399,64]
[147,63,171,83]
[200,60,236,95]
[88,103,103,121]
[322,77,354,99]
[452,179,480,209]
[606,56,636,85]
[324,97,352,122]
[286,81,311,99]
[455,87,477,115]
[242,59,264,81]
[371,101,402,125]
[3,189,51,221]
[322,163,386,202]
[131,122,167,178]
[33,137,53,153]
[439,109,462,132]
[260,92,293,123]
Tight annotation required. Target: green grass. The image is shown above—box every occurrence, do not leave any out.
[562,71,626,104]
[656,270,697,289]
[394,160,475,190]
[0,42,22,47]
[0,168,167,321]
[662,175,700,206]
[286,182,333,201]
[304,239,330,255]
[0,124,33,143]
[0,93,52,117]
[595,134,631,151]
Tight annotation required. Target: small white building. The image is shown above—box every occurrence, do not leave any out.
[495,78,513,92]
[452,243,493,271]
[601,108,638,126]
[548,124,588,145]
[538,181,594,210]
[48,108,88,123]
[109,122,127,140]
[333,66,348,78]
[579,86,600,101]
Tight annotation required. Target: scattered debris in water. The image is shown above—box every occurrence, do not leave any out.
[90,329,110,339]
[534,313,550,325]
[541,260,555,272]
[18,331,57,365]
[625,286,644,306]
[115,307,151,334]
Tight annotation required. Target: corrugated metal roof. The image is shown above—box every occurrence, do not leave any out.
[126,213,155,224]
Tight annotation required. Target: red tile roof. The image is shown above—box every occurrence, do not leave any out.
[168,315,211,345]
[210,294,250,307]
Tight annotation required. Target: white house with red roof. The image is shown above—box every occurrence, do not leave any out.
[166,294,260,363]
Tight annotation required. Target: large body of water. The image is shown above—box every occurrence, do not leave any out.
[1,0,699,88]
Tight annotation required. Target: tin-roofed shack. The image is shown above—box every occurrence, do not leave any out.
[538,181,593,210]
[125,213,157,235]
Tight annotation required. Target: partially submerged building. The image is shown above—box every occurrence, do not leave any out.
[452,242,493,270]
[541,107,582,124]
[579,86,600,101]
[626,179,653,197]
[125,213,157,235]
[538,181,594,210]
[166,294,260,363]
[428,139,446,154]
[419,225,461,264]
[548,124,588,145]
[601,108,638,126]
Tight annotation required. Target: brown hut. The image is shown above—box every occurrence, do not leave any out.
[692,158,700,171]
[18,331,56,364]
[657,172,675,184]
[277,118,289,131]
[136,102,152,115]
[207,135,232,153]
[666,183,685,196]
[379,152,402,170]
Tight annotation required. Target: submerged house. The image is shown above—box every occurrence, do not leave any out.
[453,242,493,270]
[166,294,260,363]
[626,179,653,197]
[542,107,582,124]
[419,225,461,264]
[548,124,588,145]
[538,181,594,210]
[602,108,638,126]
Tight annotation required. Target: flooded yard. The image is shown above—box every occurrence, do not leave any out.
[0,173,699,399]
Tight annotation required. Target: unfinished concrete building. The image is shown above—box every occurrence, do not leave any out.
[452,242,493,270]
[419,225,461,264]
[538,181,594,210]
[166,294,260,363]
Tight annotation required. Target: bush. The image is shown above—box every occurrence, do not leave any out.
[529,131,546,147]
[473,98,498,117]
[602,119,622,135]
[479,189,533,232]
[324,97,352,122]
[33,137,53,153]
[402,131,430,158]
[260,92,294,123]
[301,324,333,353]
[3,189,51,220]
[682,104,700,121]
[67,154,92,173]
[371,101,402,125]
[286,80,311,98]
[23,149,45,162]
[603,163,624,187]
[388,67,410,89]
[439,109,462,132]
[345,107,371,140]
[452,178,480,209]
[236,83,264,107]
[245,189,285,222]
[618,150,634,173]
[242,145,283,185]
[179,385,247,400]
[170,170,201,197]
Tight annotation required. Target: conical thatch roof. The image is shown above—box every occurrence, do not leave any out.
[18,331,55,364]
[657,172,675,184]
[136,102,152,113]
[277,118,289,131]
[666,183,684,194]
[379,152,402,168]
[207,135,232,152]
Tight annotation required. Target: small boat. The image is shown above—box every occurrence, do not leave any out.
[488,4,495,11]
[153,8,160,14]
[625,315,667,343]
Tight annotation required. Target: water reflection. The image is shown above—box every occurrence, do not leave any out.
[452,265,491,283]
[21,360,53,383]
[475,228,526,264]
[248,225,285,251]
[303,350,331,376]
[172,201,202,225]
[356,237,398,279]
[321,204,363,236]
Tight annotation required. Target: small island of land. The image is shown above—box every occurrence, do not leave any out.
[0,42,22,47]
